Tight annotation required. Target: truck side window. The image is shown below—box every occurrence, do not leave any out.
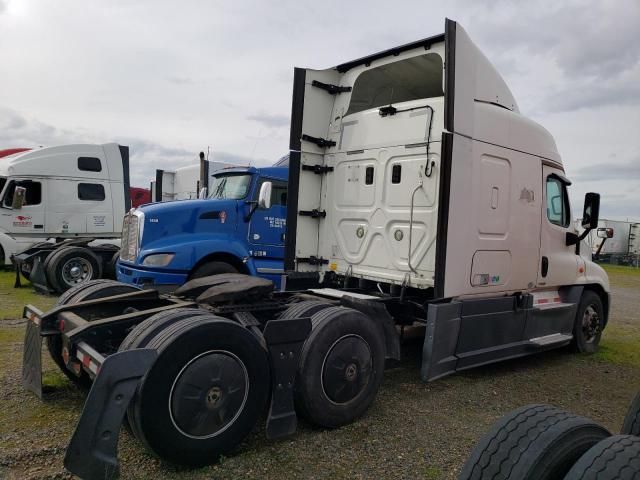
[546,177,569,227]
[78,183,105,201]
[257,180,287,207]
[2,180,42,206]
[78,157,102,172]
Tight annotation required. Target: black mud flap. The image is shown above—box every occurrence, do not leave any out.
[64,349,157,480]
[263,317,311,440]
[421,302,462,382]
[29,256,53,294]
[22,317,43,398]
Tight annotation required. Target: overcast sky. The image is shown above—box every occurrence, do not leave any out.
[1,0,638,220]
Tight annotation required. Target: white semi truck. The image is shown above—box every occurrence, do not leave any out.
[588,219,640,265]
[1,143,134,292]
[22,19,610,479]
[151,152,236,201]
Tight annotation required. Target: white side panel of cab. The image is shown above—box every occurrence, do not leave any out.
[442,134,542,298]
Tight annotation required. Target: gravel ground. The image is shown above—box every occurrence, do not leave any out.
[0,266,638,480]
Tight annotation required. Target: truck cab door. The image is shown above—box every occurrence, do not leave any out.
[1,179,46,236]
[538,165,581,287]
[248,178,287,258]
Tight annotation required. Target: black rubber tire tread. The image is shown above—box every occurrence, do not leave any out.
[45,246,103,293]
[118,308,210,352]
[104,251,120,280]
[572,290,604,354]
[130,315,270,466]
[56,279,120,306]
[189,261,238,280]
[48,280,140,388]
[621,392,640,436]
[279,300,332,320]
[458,404,610,480]
[295,306,385,428]
[564,435,640,480]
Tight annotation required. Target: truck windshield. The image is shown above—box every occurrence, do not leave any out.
[208,173,252,200]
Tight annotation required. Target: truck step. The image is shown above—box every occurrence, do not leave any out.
[528,333,573,347]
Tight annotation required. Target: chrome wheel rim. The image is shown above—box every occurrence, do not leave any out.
[582,305,601,343]
[61,258,93,286]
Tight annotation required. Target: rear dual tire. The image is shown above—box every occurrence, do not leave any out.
[295,306,385,428]
[45,246,102,293]
[127,316,270,466]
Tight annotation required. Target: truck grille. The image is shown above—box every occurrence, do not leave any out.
[120,211,141,262]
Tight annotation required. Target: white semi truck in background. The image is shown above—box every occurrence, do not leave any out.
[0,143,141,292]
[150,151,236,201]
[587,219,640,265]
[22,19,611,479]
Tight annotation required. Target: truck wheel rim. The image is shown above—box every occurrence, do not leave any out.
[169,350,249,439]
[582,305,600,343]
[61,258,93,285]
[321,334,372,404]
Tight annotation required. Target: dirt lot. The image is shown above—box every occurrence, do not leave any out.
[0,266,638,480]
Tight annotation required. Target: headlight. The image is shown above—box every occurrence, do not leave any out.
[142,253,175,267]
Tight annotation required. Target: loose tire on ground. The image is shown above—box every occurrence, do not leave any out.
[189,261,238,280]
[572,290,605,353]
[48,280,140,388]
[279,300,333,320]
[622,392,640,436]
[129,316,270,466]
[295,306,385,428]
[458,404,610,480]
[45,246,102,293]
[564,435,640,480]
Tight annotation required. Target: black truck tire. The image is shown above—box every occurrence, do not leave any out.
[572,290,605,353]
[622,392,640,436]
[45,246,103,293]
[189,261,238,280]
[564,435,640,479]
[130,316,270,466]
[295,306,385,428]
[48,280,140,388]
[279,300,332,320]
[104,251,120,280]
[458,404,610,480]
[118,308,211,352]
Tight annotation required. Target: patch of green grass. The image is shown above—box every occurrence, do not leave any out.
[597,324,640,368]
[424,466,443,479]
[0,327,24,343]
[0,269,56,319]
[601,264,640,288]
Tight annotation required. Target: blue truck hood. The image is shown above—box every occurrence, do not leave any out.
[137,199,240,249]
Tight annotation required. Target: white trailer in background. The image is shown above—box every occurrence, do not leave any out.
[588,219,640,265]
[151,153,236,202]
[0,143,133,292]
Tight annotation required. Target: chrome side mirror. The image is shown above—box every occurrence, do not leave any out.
[11,186,26,209]
[258,182,272,209]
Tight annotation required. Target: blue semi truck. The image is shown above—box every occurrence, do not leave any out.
[116,165,288,289]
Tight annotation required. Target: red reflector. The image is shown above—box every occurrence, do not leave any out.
[82,355,91,368]
[59,319,65,331]
[62,347,69,364]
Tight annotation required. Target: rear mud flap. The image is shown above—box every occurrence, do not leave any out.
[22,319,43,398]
[263,317,311,440]
[64,349,157,480]
[29,256,52,294]
[421,302,462,382]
